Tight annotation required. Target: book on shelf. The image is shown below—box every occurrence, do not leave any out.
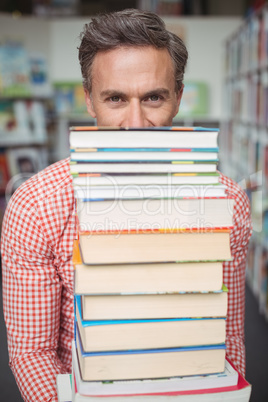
[80,285,228,321]
[53,81,88,116]
[70,148,219,162]
[0,39,31,96]
[29,53,52,97]
[75,328,226,381]
[73,240,224,294]
[72,172,221,185]
[69,126,219,149]
[75,295,226,352]
[78,229,232,265]
[0,152,10,193]
[76,197,234,232]
[0,100,16,134]
[71,340,238,396]
[70,161,218,174]
[0,100,47,145]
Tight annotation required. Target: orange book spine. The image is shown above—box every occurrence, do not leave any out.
[78,227,232,236]
[72,239,82,265]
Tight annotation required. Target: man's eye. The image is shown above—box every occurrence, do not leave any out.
[110,96,121,102]
[149,95,160,101]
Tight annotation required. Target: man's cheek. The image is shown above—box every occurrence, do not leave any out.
[101,110,122,126]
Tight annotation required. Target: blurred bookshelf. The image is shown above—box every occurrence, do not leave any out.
[0,0,250,18]
[219,4,268,320]
[0,38,55,236]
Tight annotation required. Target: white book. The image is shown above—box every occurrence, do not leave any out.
[76,197,234,231]
[56,346,251,402]
[74,184,228,200]
[70,150,218,162]
[56,374,71,402]
[72,386,251,402]
[72,174,221,186]
[69,128,219,149]
[70,162,217,174]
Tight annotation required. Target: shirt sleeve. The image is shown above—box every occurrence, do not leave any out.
[1,178,74,402]
[222,180,252,377]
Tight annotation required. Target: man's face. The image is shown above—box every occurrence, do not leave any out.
[85,46,183,127]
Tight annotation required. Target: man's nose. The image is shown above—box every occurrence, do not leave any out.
[124,100,147,128]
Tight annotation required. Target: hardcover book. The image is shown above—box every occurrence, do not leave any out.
[73,239,224,294]
[76,197,234,232]
[70,161,218,174]
[75,296,226,352]
[72,172,221,186]
[75,328,226,381]
[74,183,227,199]
[70,148,219,162]
[70,370,251,402]
[69,127,219,149]
[71,340,238,396]
[56,360,251,402]
[78,230,232,265]
[80,285,228,320]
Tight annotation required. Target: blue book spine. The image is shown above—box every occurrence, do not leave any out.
[70,148,219,152]
[75,296,226,328]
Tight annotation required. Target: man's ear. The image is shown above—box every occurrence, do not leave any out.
[84,89,97,118]
[173,84,184,117]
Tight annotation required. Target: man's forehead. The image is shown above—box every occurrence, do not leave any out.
[90,46,175,91]
[91,45,174,70]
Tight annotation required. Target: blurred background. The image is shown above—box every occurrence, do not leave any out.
[0,0,268,401]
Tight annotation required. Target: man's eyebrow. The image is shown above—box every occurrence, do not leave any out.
[143,88,171,98]
[100,90,126,98]
[100,88,171,99]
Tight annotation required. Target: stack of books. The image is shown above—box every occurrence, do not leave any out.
[65,126,251,402]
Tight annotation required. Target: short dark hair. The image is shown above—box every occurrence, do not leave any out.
[78,8,188,93]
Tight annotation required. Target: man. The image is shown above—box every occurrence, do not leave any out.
[1,8,251,402]
[78,9,186,127]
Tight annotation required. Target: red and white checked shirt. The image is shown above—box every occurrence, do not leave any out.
[1,158,252,402]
